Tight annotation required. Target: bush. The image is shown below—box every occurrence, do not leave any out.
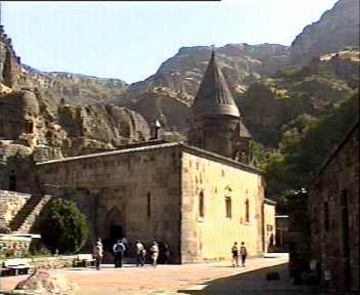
[36,199,89,254]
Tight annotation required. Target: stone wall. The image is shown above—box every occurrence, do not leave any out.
[180,149,264,263]
[0,190,31,230]
[308,122,359,291]
[275,215,289,249]
[36,143,182,262]
[263,200,276,253]
[0,255,77,270]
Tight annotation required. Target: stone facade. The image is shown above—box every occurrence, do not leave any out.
[180,148,264,262]
[36,141,265,264]
[275,215,289,250]
[263,199,276,253]
[308,121,359,291]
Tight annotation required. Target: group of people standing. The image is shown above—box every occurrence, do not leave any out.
[92,238,169,270]
[231,241,247,267]
[93,238,248,270]
[134,240,164,268]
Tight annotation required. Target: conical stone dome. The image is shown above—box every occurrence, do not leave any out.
[192,51,240,118]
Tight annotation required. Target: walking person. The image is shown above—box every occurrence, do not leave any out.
[161,242,170,264]
[113,239,126,268]
[150,241,159,268]
[93,238,103,270]
[240,241,247,267]
[135,240,146,267]
[121,237,129,257]
[231,242,239,267]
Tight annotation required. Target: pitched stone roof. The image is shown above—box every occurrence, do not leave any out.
[192,51,240,118]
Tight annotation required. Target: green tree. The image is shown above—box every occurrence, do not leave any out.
[263,93,359,212]
[36,199,89,254]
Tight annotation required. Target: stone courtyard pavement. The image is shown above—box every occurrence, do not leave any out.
[0,253,329,295]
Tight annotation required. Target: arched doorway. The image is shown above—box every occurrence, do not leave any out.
[103,207,125,253]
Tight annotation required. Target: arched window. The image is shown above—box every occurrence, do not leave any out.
[199,191,204,218]
[245,199,250,222]
[225,197,232,218]
[324,201,329,231]
[147,192,151,218]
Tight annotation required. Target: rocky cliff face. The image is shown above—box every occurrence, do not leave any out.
[0,90,150,157]
[1,27,149,166]
[17,66,128,106]
[291,0,359,65]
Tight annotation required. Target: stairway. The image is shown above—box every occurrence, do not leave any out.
[9,194,52,233]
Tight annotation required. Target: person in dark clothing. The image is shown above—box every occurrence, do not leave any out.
[158,241,170,264]
[231,242,239,267]
[112,239,126,268]
[240,242,247,267]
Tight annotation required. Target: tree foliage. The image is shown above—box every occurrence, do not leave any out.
[36,199,89,254]
[259,93,359,213]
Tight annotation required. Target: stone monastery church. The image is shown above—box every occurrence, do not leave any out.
[36,52,273,263]
[1,41,275,263]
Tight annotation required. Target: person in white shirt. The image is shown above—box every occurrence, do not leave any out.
[135,240,146,267]
[150,241,159,267]
[92,238,103,270]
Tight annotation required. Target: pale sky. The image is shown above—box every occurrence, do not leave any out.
[2,0,338,83]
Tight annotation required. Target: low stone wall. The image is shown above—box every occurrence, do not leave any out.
[0,255,77,270]
[27,255,77,269]
[0,235,31,258]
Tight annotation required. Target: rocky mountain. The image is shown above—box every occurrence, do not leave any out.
[114,0,360,138]
[1,26,152,166]
[0,29,128,106]
[237,49,359,147]
[1,0,359,155]
[124,44,290,101]
[290,0,359,64]
[116,43,290,132]
[18,65,128,106]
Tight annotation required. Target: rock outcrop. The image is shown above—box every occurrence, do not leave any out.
[291,0,359,65]
[0,90,151,156]
[14,269,79,295]
[19,66,128,106]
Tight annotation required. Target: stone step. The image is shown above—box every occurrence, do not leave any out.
[9,194,52,233]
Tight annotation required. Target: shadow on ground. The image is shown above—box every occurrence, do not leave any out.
[177,263,324,295]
